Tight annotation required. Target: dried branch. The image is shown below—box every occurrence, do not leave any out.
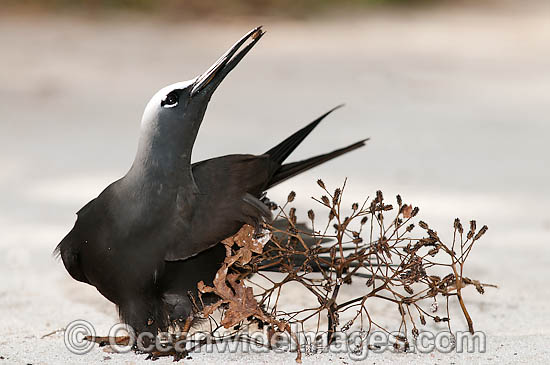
[195,180,492,361]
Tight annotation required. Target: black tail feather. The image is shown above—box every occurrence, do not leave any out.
[264,105,344,165]
[267,139,368,189]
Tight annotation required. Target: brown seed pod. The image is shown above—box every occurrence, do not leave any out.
[474,225,488,240]
[287,191,296,203]
[333,188,341,204]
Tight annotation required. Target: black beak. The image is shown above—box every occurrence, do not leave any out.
[191,26,265,96]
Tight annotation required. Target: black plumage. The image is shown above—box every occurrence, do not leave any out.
[55,26,367,340]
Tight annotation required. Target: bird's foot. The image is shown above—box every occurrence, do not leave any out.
[143,316,192,361]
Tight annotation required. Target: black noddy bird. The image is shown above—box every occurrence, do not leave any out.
[55,26,367,341]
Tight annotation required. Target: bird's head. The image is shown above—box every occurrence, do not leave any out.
[134,26,265,173]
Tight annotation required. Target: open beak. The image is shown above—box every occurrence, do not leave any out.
[191,26,265,96]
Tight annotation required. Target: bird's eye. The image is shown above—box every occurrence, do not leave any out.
[161,91,179,108]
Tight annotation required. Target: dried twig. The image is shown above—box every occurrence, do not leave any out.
[195,180,491,360]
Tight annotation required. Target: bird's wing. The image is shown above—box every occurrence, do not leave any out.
[54,198,101,284]
[163,108,368,262]
[163,154,276,261]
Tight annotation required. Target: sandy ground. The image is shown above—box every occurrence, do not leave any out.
[1,2,550,364]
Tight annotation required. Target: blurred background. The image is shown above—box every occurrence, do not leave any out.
[1,0,549,363]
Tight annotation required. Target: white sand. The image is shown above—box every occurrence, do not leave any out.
[1,2,550,363]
